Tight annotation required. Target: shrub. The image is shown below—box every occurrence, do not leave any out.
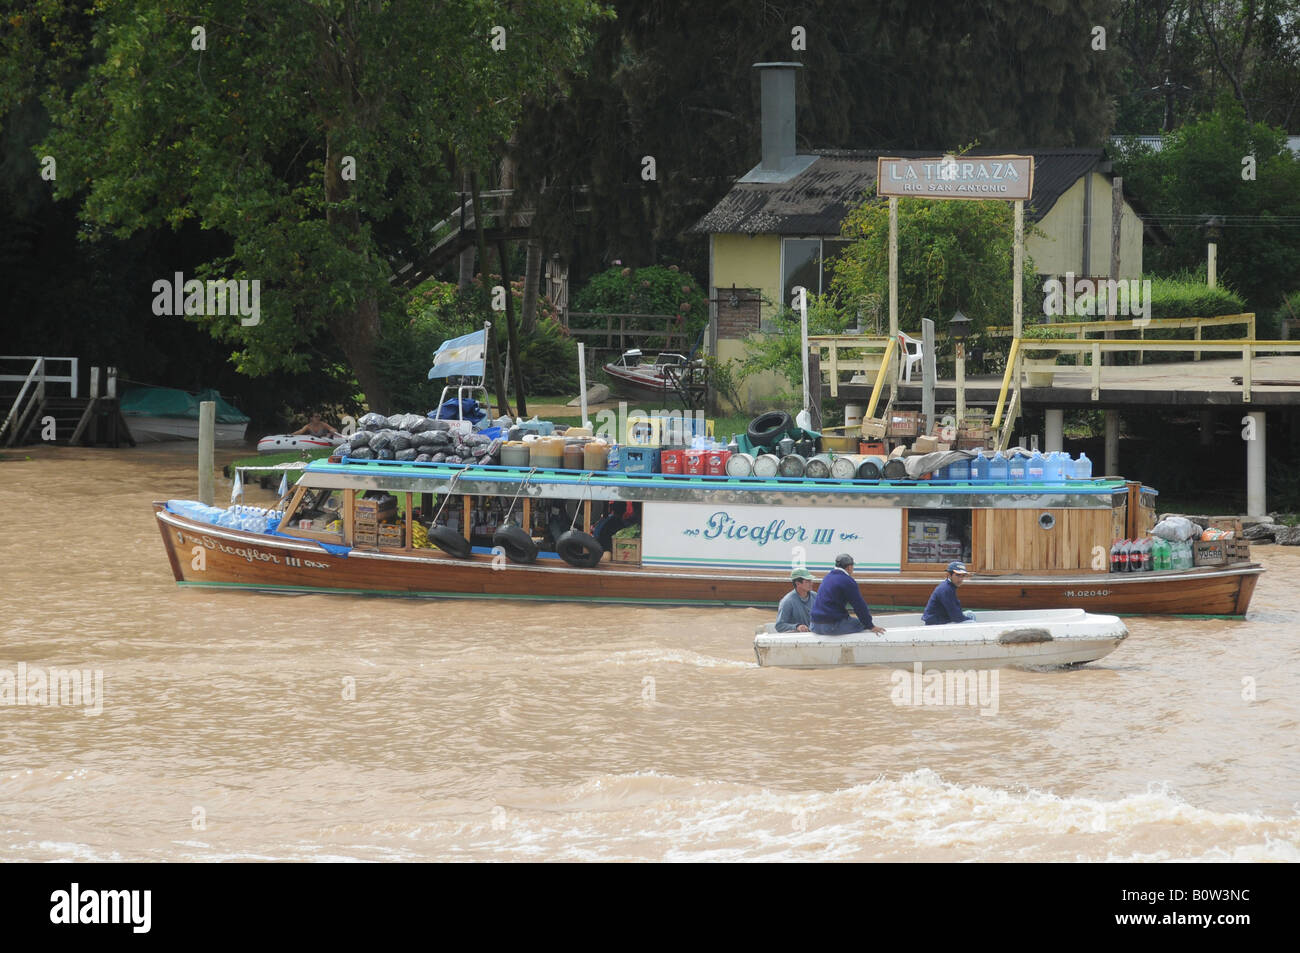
[571,264,709,351]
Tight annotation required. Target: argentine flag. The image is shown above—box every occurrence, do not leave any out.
[428,329,487,379]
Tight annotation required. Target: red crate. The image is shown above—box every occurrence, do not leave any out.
[704,449,731,475]
[684,450,706,475]
[660,449,685,474]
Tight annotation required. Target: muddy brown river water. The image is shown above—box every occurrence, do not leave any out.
[1,444,1297,861]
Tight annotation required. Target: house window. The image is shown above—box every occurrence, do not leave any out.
[772,238,852,331]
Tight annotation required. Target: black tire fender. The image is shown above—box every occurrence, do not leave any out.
[556,530,604,568]
[428,525,472,559]
[746,411,793,447]
[493,525,538,564]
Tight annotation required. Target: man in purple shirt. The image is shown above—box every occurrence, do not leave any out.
[922,561,976,625]
[810,554,887,636]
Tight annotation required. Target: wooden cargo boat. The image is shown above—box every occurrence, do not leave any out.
[153,457,1261,616]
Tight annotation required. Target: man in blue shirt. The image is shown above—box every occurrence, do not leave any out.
[775,568,815,632]
[810,554,887,636]
[922,561,977,625]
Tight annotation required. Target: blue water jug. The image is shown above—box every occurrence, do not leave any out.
[1028,450,1045,482]
[607,444,621,472]
[1008,453,1027,482]
[948,457,971,481]
[989,451,1010,482]
[1074,451,1092,479]
[973,452,990,482]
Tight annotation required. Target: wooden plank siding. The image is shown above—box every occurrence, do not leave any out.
[971,508,1110,574]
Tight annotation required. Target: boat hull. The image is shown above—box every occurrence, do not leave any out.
[153,505,1261,615]
[256,433,347,454]
[129,416,248,444]
[602,364,673,401]
[753,609,1128,669]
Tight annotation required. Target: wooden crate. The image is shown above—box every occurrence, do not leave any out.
[378,525,404,548]
[861,416,887,440]
[1193,539,1229,566]
[612,537,641,564]
[1209,517,1243,537]
[354,527,379,547]
[355,497,397,523]
[1229,539,1251,562]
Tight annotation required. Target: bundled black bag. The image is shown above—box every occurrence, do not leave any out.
[395,447,418,461]
[391,433,413,452]
[358,412,388,431]
[348,446,374,460]
[349,431,372,449]
[376,448,395,460]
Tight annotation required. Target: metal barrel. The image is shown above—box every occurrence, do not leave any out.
[778,453,806,478]
[803,453,834,479]
[752,453,780,477]
[830,454,863,480]
[882,458,909,480]
[856,456,886,480]
[725,452,755,477]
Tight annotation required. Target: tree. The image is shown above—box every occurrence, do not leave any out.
[829,196,1040,342]
[1113,100,1300,312]
[31,0,604,410]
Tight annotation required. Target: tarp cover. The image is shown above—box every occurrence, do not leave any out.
[122,386,249,423]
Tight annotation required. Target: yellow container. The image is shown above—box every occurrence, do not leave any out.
[529,437,564,469]
[583,440,610,471]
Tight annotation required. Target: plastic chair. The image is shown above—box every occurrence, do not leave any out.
[898,331,924,382]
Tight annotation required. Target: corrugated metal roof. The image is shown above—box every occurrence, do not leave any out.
[693,148,1116,235]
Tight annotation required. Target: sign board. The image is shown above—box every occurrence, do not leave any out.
[641,502,901,572]
[876,155,1034,201]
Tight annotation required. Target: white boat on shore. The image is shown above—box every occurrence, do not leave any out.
[753,609,1127,669]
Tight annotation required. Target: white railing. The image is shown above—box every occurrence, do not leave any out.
[0,356,79,443]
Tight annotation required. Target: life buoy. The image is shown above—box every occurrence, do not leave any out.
[493,525,538,564]
[428,525,472,558]
[746,411,793,447]
[556,530,604,568]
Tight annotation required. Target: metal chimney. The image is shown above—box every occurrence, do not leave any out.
[755,62,801,172]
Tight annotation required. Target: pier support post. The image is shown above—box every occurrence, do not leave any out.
[1045,409,1063,452]
[1246,410,1265,516]
[199,400,215,506]
[1104,410,1119,476]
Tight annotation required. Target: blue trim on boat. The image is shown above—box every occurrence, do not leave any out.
[307,459,1139,496]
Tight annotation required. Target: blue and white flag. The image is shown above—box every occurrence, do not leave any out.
[277,473,289,498]
[428,329,487,379]
[230,470,243,503]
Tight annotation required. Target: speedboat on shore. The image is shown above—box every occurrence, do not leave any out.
[122,385,249,444]
[753,609,1128,669]
[602,349,695,400]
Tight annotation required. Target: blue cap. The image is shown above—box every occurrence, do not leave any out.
[947,561,969,574]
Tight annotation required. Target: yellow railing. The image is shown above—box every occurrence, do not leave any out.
[991,337,1021,429]
[987,313,1256,363]
[865,337,897,418]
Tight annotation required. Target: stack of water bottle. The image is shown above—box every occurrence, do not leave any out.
[166,500,282,534]
[938,450,1092,482]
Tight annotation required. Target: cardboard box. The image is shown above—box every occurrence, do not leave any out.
[612,537,642,564]
[888,411,923,437]
[1193,539,1229,566]
[907,541,937,562]
[908,520,948,542]
[912,435,940,453]
[1208,517,1243,538]
[860,416,887,440]
[937,541,964,559]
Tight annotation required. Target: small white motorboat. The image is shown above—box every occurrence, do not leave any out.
[753,609,1127,669]
[256,433,347,454]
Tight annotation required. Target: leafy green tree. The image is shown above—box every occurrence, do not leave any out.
[1113,100,1300,311]
[29,0,604,409]
[829,196,1040,343]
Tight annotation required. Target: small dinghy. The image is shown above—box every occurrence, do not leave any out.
[753,608,1127,669]
[256,433,347,454]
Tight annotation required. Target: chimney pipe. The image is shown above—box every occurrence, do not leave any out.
[754,62,801,173]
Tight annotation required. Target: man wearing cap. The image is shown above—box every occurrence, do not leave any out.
[810,554,887,636]
[922,562,977,625]
[775,568,816,632]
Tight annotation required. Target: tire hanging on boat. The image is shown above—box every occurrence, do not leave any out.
[428,525,472,558]
[493,525,538,564]
[556,530,604,568]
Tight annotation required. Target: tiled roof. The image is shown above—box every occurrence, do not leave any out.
[692,148,1162,238]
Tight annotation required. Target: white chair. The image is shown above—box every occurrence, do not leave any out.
[897,332,924,382]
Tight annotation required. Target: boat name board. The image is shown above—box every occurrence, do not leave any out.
[175,529,329,570]
[643,502,901,571]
